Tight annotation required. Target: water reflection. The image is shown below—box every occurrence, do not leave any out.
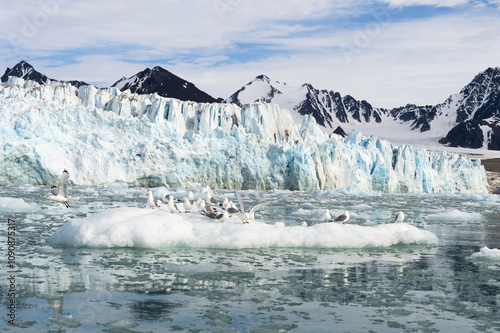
[1,187,500,331]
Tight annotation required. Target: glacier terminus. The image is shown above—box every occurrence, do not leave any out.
[0,76,488,193]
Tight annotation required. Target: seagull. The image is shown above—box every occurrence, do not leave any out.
[183,197,193,213]
[235,191,250,223]
[46,169,73,208]
[226,201,241,216]
[167,195,180,213]
[235,190,271,224]
[205,191,220,206]
[394,211,405,223]
[332,210,350,224]
[147,191,159,209]
[215,210,229,222]
[196,198,206,210]
[186,191,195,204]
[299,221,308,227]
[247,201,271,220]
[200,202,218,218]
[323,209,332,221]
[161,192,169,204]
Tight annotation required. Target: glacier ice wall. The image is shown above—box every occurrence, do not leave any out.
[0,77,489,193]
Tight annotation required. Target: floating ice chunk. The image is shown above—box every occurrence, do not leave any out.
[425,209,482,221]
[471,246,500,260]
[0,197,39,213]
[322,184,380,196]
[104,319,139,329]
[49,314,81,328]
[462,193,500,203]
[48,207,438,249]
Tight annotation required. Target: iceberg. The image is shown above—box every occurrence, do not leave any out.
[471,246,500,260]
[0,77,489,193]
[47,207,438,249]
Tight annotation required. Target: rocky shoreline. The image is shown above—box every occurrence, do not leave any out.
[480,158,500,194]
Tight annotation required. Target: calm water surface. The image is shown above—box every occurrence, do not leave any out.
[1,185,499,332]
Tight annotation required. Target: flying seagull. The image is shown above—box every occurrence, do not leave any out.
[235,190,271,223]
[46,169,73,208]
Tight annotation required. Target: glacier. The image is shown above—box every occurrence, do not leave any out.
[0,77,489,193]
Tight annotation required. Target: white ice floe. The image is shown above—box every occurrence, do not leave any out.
[47,207,438,249]
[471,247,500,260]
[425,209,482,221]
[0,197,39,213]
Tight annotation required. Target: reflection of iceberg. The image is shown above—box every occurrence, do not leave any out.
[48,207,438,249]
[0,78,488,193]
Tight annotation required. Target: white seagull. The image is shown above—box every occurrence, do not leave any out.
[394,211,405,223]
[161,192,169,204]
[235,190,271,223]
[46,169,74,208]
[235,191,250,223]
[186,191,194,203]
[167,195,180,213]
[323,209,332,221]
[183,197,193,213]
[332,211,350,224]
[147,191,159,209]
[204,191,220,206]
[216,210,229,222]
[226,201,241,216]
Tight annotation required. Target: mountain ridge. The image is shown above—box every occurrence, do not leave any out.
[3,61,500,150]
[227,67,500,150]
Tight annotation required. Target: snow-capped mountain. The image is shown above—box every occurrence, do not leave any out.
[438,67,500,149]
[4,61,500,150]
[227,68,500,150]
[226,75,384,128]
[1,60,89,88]
[111,66,218,103]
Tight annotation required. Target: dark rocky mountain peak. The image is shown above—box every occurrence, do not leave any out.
[1,60,88,87]
[111,66,217,103]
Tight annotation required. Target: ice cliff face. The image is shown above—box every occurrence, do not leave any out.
[0,77,488,193]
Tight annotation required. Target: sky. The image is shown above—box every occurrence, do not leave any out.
[1,0,499,108]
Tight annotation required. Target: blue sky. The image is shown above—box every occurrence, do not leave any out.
[1,0,499,107]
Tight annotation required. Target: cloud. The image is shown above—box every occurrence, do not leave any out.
[380,0,470,7]
[0,0,498,108]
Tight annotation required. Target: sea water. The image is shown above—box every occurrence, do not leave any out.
[0,185,499,332]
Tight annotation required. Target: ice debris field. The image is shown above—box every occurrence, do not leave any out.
[0,77,489,193]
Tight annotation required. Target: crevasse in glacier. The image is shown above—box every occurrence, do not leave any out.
[0,77,489,193]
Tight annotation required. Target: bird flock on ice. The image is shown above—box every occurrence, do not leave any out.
[46,170,406,225]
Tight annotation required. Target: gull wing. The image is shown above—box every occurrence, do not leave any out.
[227,207,240,214]
[51,185,59,196]
[248,201,272,214]
[58,170,70,197]
[334,214,348,222]
[235,190,245,214]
